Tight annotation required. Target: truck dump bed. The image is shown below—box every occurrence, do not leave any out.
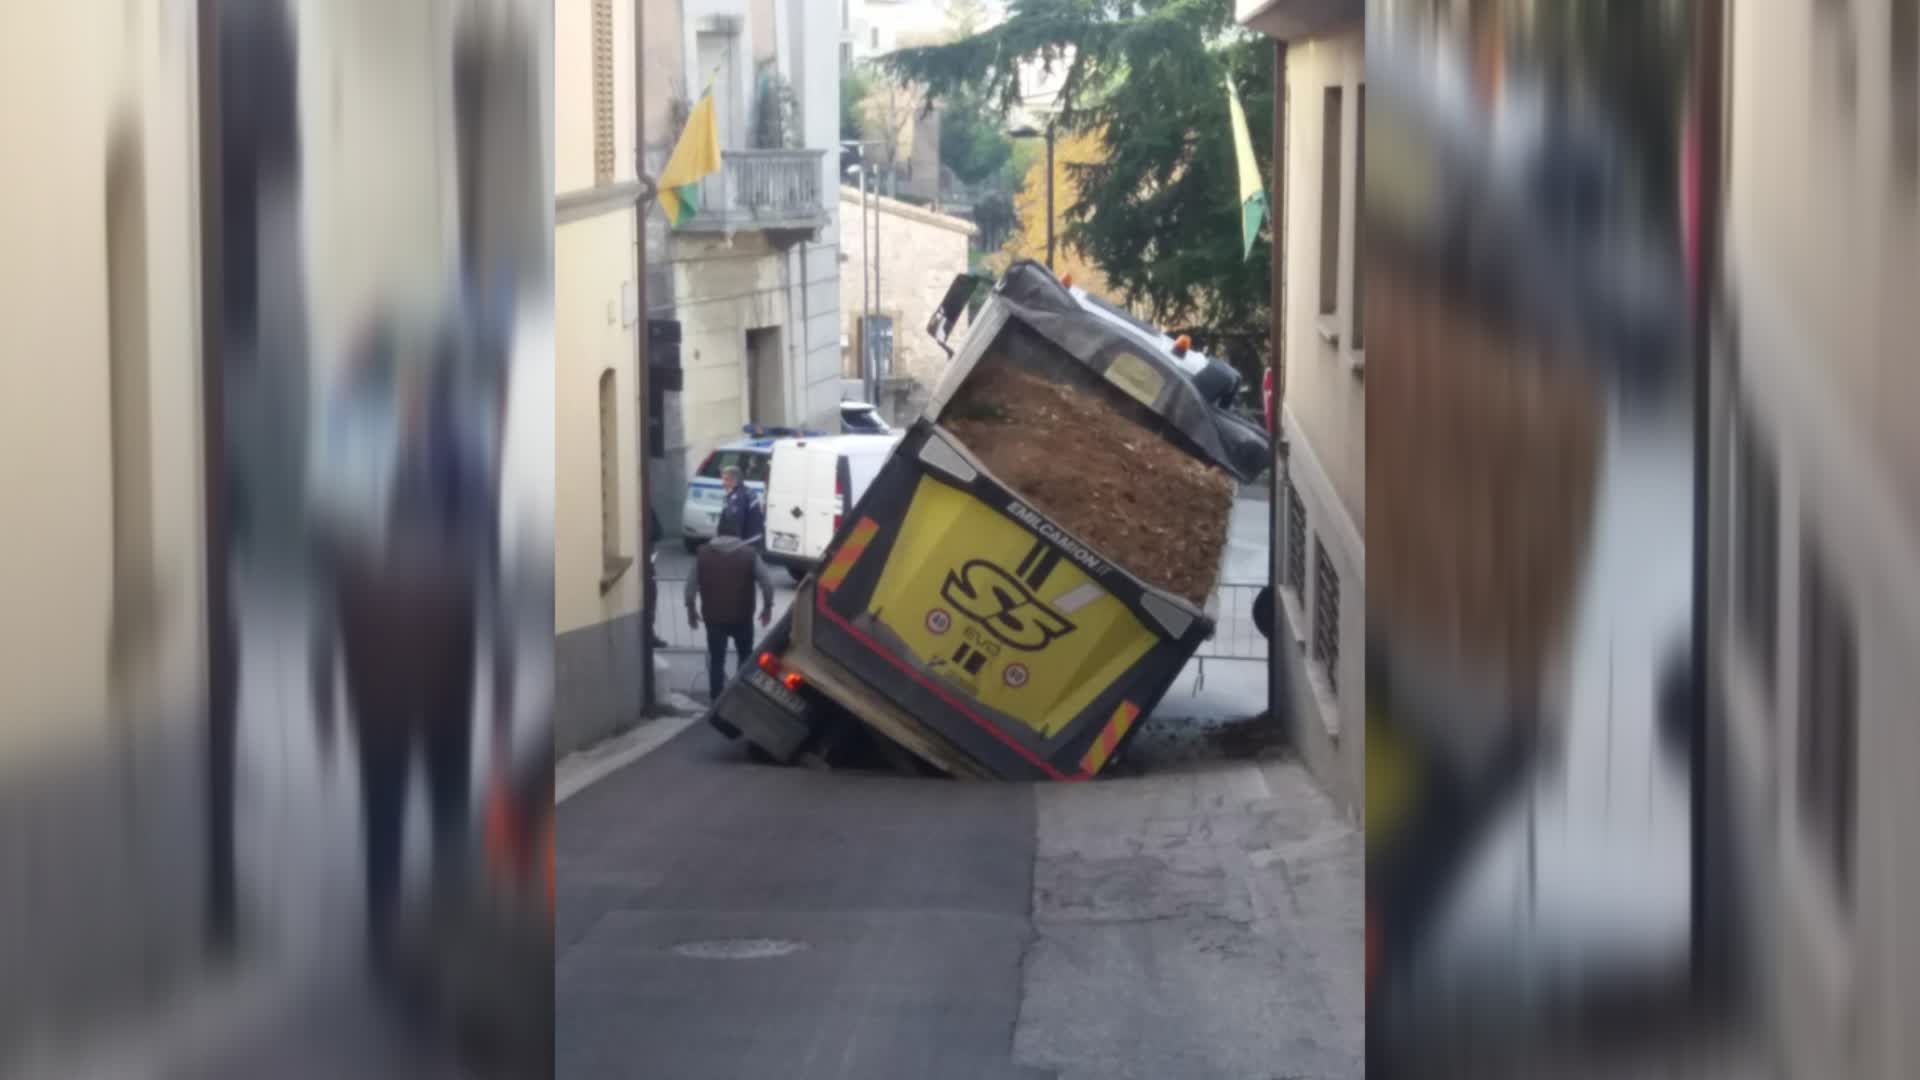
[709,261,1270,779]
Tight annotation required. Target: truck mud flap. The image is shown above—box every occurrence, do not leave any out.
[800,420,1213,781]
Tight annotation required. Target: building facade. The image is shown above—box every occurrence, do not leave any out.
[1706,0,1920,1075]
[1239,0,1366,817]
[641,0,842,538]
[555,0,650,753]
[838,186,975,403]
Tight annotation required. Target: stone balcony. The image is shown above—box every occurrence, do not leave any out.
[680,148,831,246]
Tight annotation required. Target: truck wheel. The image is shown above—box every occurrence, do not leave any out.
[746,744,779,766]
[1252,585,1275,640]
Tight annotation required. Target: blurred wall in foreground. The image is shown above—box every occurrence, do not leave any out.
[0,0,216,1060]
[1708,0,1920,1075]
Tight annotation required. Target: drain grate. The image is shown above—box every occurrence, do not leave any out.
[671,938,808,960]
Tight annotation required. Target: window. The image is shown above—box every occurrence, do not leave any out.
[1319,86,1344,318]
[599,370,620,556]
[1893,0,1917,187]
[1313,537,1341,695]
[593,0,615,184]
[1734,395,1780,694]
[1285,476,1307,596]
[1812,0,1859,120]
[1798,532,1857,903]
[696,449,772,485]
[1351,85,1365,350]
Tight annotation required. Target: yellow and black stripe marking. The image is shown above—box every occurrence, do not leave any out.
[1015,538,1063,591]
[949,642,990,676]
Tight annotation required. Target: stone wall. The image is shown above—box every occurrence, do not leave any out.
[838,187,976,394]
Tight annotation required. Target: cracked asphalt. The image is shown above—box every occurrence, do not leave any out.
[556,696,1362,1079]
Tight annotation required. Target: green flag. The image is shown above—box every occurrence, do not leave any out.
[1226,75,1267,261]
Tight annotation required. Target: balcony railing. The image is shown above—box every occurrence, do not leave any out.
[683,149,831,237]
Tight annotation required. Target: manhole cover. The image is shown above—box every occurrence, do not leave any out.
[671,938,808,960]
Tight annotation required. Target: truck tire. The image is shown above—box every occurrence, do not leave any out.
[1252,585,1275,641]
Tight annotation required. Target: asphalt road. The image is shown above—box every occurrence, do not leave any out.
[556,708,1361,1080]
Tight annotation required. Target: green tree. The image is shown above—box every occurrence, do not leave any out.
[939,87,1014,186]
[841,66,871,144]
[884,0,1272,346]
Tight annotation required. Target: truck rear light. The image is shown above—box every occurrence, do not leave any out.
[782,672,804,692]
[757,652,780,675]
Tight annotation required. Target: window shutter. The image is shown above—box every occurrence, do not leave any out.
[593,0,615,185]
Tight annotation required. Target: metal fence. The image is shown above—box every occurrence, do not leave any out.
[1194,582,1268,661]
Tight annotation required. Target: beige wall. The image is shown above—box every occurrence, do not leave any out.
[752,0,779,66]
[1281,28,1366,537]
[1719,3,1920,1077]
[642,0,684,156]
[838,188,975,386]
[0,2,207,761]
[555,211,645,635]
[296,0,463,382]
[1724,0,1920,542]
[671,231,791,458]
[557,0,639,194]
[1253,19,1367,819]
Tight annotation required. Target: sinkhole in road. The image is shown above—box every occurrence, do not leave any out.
[671,938,810,960]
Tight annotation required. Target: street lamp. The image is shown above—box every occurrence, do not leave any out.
[841,140,881,405]
[1008,118,1056,271]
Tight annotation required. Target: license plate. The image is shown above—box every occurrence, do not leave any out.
[746,668,805,715]
[770,531,800,553]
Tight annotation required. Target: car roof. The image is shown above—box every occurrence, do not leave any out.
[715,438,777,453]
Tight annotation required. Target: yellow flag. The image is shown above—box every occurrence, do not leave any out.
[1226,76,1268,260]
[658,91,722,226]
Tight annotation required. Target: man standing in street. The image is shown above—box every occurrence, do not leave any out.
[717,463,763,543]
[685,514,776,701]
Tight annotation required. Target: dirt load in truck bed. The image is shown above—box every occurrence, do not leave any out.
[943,362,1235,607]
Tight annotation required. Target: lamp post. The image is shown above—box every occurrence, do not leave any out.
[841,139,880,404]
[1008,117,1057,271]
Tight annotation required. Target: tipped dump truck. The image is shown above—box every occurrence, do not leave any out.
[708,260,1271,780]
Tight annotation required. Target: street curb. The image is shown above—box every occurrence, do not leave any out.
[557,711,701,804]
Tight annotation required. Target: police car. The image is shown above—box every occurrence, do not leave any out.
[680,425,820,552]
